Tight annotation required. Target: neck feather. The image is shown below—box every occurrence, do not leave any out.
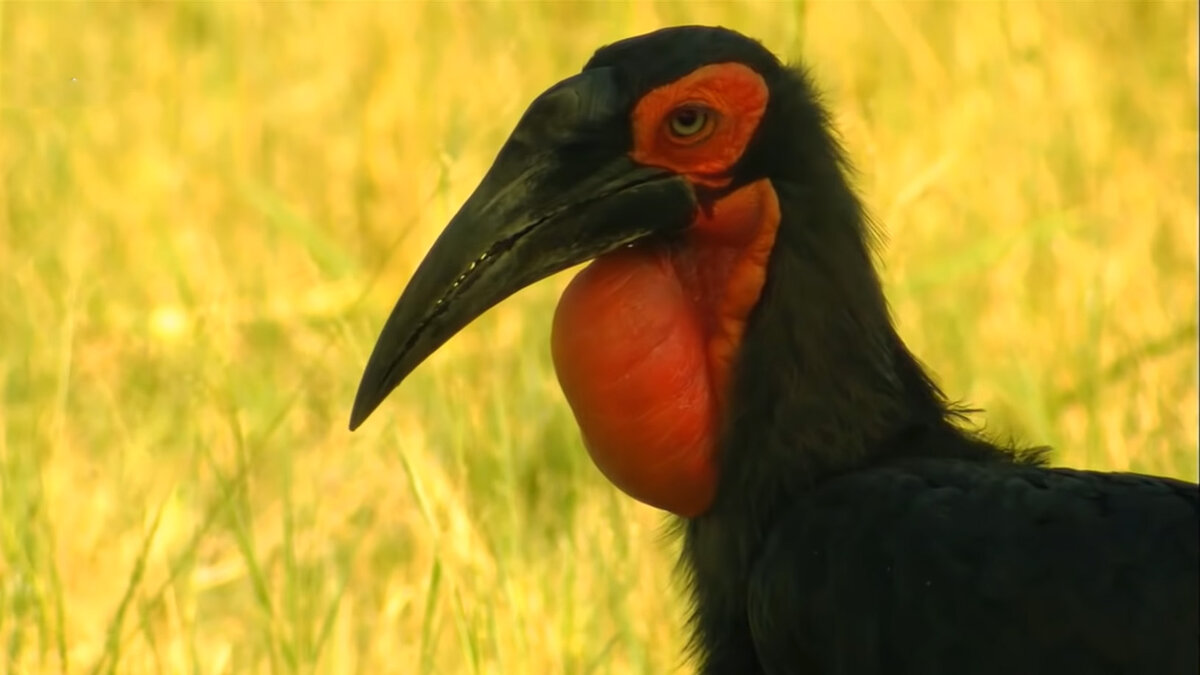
[712,66,973,504]
[679,65,1031,674]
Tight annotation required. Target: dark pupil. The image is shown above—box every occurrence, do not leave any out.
[675,109,698,129]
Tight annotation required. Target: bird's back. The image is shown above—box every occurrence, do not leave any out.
[748,457,1200,675]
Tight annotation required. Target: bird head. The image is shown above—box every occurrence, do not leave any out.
[351,27,866,516]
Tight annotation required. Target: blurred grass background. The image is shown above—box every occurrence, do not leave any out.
[0,1,1196,673]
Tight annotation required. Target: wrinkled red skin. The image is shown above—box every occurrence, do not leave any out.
[551,179,779,516]
[552,244,718,516]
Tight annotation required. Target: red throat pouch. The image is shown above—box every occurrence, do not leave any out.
[551,179,780,517]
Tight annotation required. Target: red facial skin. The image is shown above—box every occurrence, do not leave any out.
[551,63,779,517]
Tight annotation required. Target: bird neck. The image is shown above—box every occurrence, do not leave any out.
[677,169,962,673]
[709,67,965,515]
[719,180,941,489]
[679,67,1022,674]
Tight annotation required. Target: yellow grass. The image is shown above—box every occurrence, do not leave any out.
[1,2,1196,673]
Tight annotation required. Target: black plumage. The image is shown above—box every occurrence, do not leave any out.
[352,26,1200,675]
[748,462,1197,674]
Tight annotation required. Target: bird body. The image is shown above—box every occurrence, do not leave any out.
[711,459,1198,674]
[351,26,1199,674]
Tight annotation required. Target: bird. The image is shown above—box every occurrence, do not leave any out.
[349,25,1199,675]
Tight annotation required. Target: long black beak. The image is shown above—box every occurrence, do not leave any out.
[349,67,697,430]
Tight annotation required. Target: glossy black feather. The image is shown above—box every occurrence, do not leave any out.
[749,460,1199,675]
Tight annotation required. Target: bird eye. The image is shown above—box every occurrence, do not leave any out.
[666,105,713,141]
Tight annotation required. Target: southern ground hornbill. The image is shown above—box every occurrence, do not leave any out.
[350,26,1199,675]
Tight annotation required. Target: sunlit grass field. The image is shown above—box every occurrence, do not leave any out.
[1,2,1196,673]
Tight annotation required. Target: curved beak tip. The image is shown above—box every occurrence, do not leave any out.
[347,401,368,432]
[347,408,366,432]
[348,373,388,431]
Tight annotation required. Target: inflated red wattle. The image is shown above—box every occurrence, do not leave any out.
[551,247,718,517]
[550,180,780,517]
